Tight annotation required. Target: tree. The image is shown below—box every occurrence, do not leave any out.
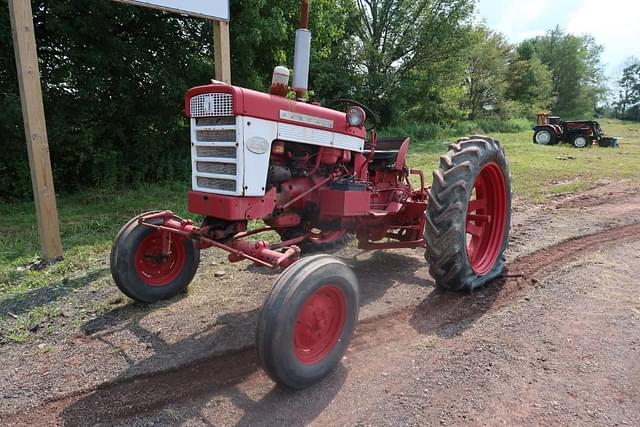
[350,0,475,124]
[229,0,354,92]
[0,0,354,199]
[462,26,510,119]
[614,57,640,120]
[506,53,554,118]
[521,27,605,118]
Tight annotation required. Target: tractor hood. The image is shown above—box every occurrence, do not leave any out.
[185,82,366,139]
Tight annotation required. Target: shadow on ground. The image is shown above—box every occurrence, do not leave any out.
[0,268,110,318]
[61,251,501,425]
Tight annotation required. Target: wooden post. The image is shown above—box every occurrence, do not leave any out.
[213,20,231,84]
[8,0,63,260]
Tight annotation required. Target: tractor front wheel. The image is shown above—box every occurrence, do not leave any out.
[111,213,200,303]
[571,134,591,148]
[425,136,512,291]
[257,255,359,389]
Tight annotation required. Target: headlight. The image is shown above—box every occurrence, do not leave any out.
[346,106,366,127]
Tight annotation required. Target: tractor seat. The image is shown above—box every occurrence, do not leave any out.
[363,137,408,161]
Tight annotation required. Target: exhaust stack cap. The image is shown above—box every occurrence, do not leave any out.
[270,66,290,97]
[292,28,311,97]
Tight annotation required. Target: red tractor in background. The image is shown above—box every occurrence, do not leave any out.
[110,1,512,390]
[533,112,612,148]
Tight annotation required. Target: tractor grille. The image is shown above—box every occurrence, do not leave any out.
[196,162,236,175]
[196,177,237,192]
[195,146,236,159]
[190,93,233,117]
[196,129,236,142]
[196,117,236,126]
[191,113,240,195]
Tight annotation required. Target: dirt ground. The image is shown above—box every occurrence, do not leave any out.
[1,180,639,426]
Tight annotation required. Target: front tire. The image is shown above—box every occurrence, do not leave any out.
[111,214,200,303]
[425,136,512,291]
[571,134,591,148]
[257,255,359,389]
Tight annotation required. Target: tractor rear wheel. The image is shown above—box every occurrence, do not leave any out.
[533,128,556,145]
[257,254,359,389]
[111,213,200,303]
[571,134,591,148]
[425,136,512,291]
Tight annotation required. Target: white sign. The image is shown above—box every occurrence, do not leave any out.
[115,0,229,21]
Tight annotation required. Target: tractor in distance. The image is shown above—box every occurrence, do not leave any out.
[110,0,512,390]
[533,112,617,148]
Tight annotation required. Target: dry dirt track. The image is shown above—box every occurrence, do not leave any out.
[1,183,640,426]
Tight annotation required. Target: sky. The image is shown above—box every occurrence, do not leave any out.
[477,0,640,84]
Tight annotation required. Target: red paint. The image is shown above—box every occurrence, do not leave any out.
[466,162,508,275]
[188,189,277,220]
[268,212,302,228]
[185,84,366,139]
[394,138,410,171]
[318,189,371,217]
[300,0,309,28]
[319,147,343,165]
[293,285,346,364]
[227,239,300,268]
[537,124,563,136]
[134,230,186,286]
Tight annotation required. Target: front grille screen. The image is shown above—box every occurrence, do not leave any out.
[196,176,236,192]
[190,93,233,117]
[196,162,237,175]
[196,129,236,142]
[195,146,236,159]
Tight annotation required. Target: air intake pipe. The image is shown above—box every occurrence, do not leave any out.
[292,0,311,99]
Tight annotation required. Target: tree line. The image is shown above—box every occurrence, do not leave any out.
[0,0,616,199]
[612,57,640,121]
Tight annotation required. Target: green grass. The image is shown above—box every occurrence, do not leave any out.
[407,119,640,203]
[0,182,199,320]
[0,119,639,338]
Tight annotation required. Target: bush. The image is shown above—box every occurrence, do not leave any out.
[0,1,210,200]
[381,117,533,144]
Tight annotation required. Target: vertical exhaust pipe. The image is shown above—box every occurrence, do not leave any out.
[292,0,311,99]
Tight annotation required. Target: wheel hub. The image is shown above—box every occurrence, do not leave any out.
[293,285,346,364]
[466,163,507,275]
[134,231,186,286]
[536,131,551,144]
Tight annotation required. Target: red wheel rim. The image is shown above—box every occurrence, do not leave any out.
[134,231,186,287]
[293,285,346,364]
[466,162,508,275]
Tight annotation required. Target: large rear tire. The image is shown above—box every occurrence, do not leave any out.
[257,255,359,389]
[425,136,512,291]
[533,128,556,145]
[111,213,200,303]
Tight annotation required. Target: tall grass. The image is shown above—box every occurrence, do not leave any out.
[381,117,533,143]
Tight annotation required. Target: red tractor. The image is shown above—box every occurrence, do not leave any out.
[110,2,512,389]
[533,112,605,148]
